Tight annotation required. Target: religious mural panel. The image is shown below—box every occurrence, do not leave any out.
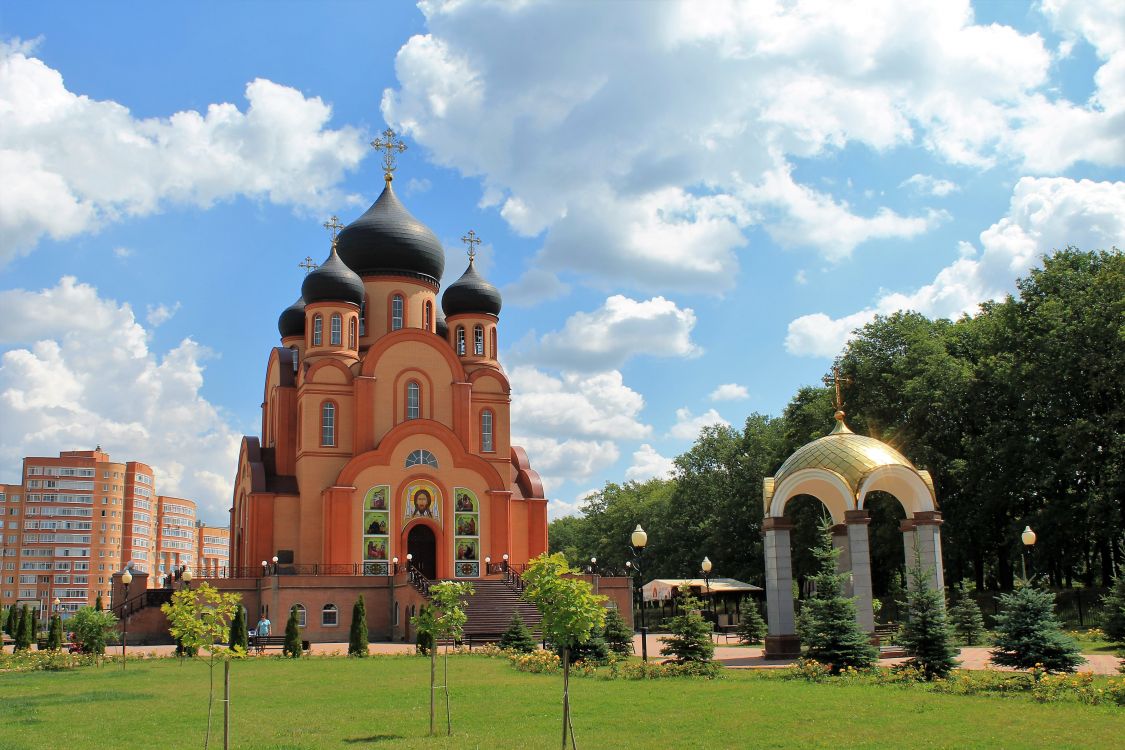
[453,487,479,578]
[362,485,391,575]
[403,481,442,526]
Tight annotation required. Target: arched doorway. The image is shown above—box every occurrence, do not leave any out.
[408,524,438,580]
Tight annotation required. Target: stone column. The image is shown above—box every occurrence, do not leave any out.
[844,509,875,633]
[831,524,852,596]
[900,519,917,592]
[762,516,800,659]
[913,511,945,594]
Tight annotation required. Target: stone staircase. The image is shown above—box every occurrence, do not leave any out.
[456,579,542,642]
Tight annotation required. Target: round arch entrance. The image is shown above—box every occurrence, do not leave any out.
[407,524,438,580]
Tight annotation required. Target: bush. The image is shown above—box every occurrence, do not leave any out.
[991,585,1083,673]
[602,608,633,656]
[69,607,118,655]
[660,586,714,663]
[47,614,63,650]
[948,581,987,646]
[736,604,767,645]
[284,605,302,658]
[1101,571,1125,646]
[349,595,369,657]
[413,605,435,656]
[508,648,561,674]
[498,611,537,653]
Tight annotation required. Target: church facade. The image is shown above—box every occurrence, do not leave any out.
[230,134,548,584]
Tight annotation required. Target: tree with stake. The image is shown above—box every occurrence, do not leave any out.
[349,595,369,657]
[228,606,249,652]
[948,579,987,646]
[161,583,243,750]
[283,605,302,658]
[420,581,474,736]
[897,544,958,679]
[796,522,878,673]
[990,584,1083,673]
[736,602,767,645]
[602,608,634,657]
[13,605,31,651]
[522,553,607,750]
[661,585,715,663]
[499,610,537,653]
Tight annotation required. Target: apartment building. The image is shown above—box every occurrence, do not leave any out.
[195,521,230,576]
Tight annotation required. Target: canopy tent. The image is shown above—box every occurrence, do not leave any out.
[641,577,761,602]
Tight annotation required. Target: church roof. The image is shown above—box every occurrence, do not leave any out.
[301,245,364,306]
[442,258,502,317]
[277,296,305,338]
[772,412,916,495]
[336,180,445,284]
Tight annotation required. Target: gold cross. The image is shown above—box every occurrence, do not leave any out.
[299,256,318,275]
[461,229,481,262]
[371,128,407,182]
[323,215,344,244]
[823,365,853,411]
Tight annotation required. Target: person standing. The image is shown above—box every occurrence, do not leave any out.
[255,613,271,653]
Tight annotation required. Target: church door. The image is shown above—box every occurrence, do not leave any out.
[407,524,438,580]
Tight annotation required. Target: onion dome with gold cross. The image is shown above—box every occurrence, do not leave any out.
[301,241,364,306]
[277,296,306,338]
[335,128,445,284]
[442,229,502,317]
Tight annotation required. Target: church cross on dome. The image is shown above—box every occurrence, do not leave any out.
[370,128,407,182]
[298,256,319,275]
[461,229,481,262]
[823,365,853,413]
[323,215,345,245]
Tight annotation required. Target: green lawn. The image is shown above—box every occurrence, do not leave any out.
[2,656,1124,749]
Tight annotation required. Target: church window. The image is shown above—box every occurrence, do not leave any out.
[456,327,466,356]
[474,325,484,356]
[320,402,336,447]
[294,604,306,627]
[406,382,420,420]
[359,298,367,336]
[348,318,356,349]
[330,314,342,346]
[405,450,438,469]
[490,327,497,358]
[424,301,433,332]
[481,410,494,453]
[392,295,404,330]
[322,603,338,626]
[312,315,323,346]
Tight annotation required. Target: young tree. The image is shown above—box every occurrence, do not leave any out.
[991,585,1083,673]
[69,607,117,655]
[736,602,767,645]
[897,546,958,680]
[412,605,435,655]
[95,594,104,611]
[161,583,243,750]
[46,613,64,650]
[228,606,249,652]
[499,610,537,653]
[13,605,31,651]
[602,608,633,657]
[349,595,369,657]
[661,585,715,663]
[283,605,302,658]
[522,553,607,750]
[1101,569,1125,647]
[417,581,474,736]
[948,579,987,646]
[796,523,878,673]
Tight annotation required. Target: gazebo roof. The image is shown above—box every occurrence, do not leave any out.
[642,578,762,602]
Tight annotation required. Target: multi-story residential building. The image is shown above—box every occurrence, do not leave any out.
[194,521,230,576]
[0,484,22,605]
[155,496,196,583]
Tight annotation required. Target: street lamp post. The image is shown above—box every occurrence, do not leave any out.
[181,567,192,591]
[1021,526,1037,583]
[260,560,268,577]
[628,524,648,662]
[701,556,713,621]
[120,568,132,670]
[271,555,279,575]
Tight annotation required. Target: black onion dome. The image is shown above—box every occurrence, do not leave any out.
[435,306,448,337]
[336,181,445,283]
[442,259,502,317]
[301,246,364,306]
[278,297,306,338]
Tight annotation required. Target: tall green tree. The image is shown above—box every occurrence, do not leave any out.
[1102,568,1125,647]
[990,585,1082,673]
[69,607,117,655]
[4,605,16,638]
[897,547,958,679]
[349,595,369,657]
[660,586,715,663]
[948,580,986,646]
[13,605,31,651]
[46,613,64,650]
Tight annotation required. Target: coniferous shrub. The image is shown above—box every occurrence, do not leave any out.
[47,614,63,650]
[283,605,302,658]
[736,603,767,644]
[498,611,537,653]
[560,632,610,665]
[1100,570,1125,647]
[349,595,369,657]
[948,580,987,646]
[95,595,104,612]
[14,605,32,651]
[4,605,16,637]
[991,585,1082,673]
[603,607,634,656]
[660,586,715,663]
[897,547,958,680]
[228,606,249,651]
[796,523,877,673]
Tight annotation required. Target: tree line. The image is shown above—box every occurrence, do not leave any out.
[549,249,1124,597]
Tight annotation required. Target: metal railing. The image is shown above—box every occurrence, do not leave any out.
[407,564,432,597]
[113,588,173,619]
[192,563,394,579]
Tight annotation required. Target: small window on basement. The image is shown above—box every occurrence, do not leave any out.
[322,603,338,626]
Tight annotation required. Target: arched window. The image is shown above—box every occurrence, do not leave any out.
[474,324,484,356]
[405,449,439,468]
[330,313,342,346]
[322,603,338,626]
[290,346,299,372]
[392,295,404,330]
[348,318,356,349]
[294,603,306,627]
[312,315,323,346]
[481,409,494,453]
[406,382,420,420]
[456,327,466,356]
[320,402,336,447]
[424,301,433,332]
[490,327,497,358]
[359,298,367,337]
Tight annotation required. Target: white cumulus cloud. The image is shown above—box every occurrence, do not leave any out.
[625,444,675,482]
[669,407,730,440]
[901,173,959,197]
[709,383,749,402]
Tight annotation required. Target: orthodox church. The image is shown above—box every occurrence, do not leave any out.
[230,131,549,583]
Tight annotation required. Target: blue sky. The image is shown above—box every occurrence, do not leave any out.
[1,1,1123,522]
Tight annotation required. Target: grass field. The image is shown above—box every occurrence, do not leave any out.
[2,655,1124,749]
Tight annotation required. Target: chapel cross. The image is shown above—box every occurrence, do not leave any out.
[371,128,407,181]
[461,229,481,262]
[323,215,345,245]
[298,256,318,275]
[823,365,853,411]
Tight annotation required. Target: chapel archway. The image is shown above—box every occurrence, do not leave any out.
[407,523,438,580]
